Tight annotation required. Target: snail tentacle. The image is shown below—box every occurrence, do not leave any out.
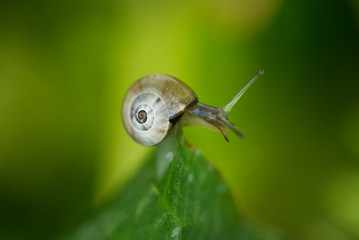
[180,70,263,142]
[222,70,264,113]
[183,102,243,142]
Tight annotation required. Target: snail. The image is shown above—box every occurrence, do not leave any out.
[122,70,263,146]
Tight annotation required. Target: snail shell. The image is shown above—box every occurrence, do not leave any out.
[122,74,197,146]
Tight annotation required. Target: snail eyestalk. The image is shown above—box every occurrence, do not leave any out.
[222,70,264,113]
[181,70,263,142]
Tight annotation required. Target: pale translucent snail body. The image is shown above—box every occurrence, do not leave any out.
[122,71,263,146]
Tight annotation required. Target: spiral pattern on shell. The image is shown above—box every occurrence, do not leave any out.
[122,74,197,146]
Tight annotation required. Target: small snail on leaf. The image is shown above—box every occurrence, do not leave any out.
[122,70,264,146]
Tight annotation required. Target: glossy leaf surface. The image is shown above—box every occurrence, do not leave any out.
[65,135,279,240]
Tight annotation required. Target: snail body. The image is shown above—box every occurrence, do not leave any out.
[122,71,263,146]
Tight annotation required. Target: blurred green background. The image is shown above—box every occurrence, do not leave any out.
[1,0,359,239]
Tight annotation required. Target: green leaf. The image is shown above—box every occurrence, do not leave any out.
[64,131,280,240]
